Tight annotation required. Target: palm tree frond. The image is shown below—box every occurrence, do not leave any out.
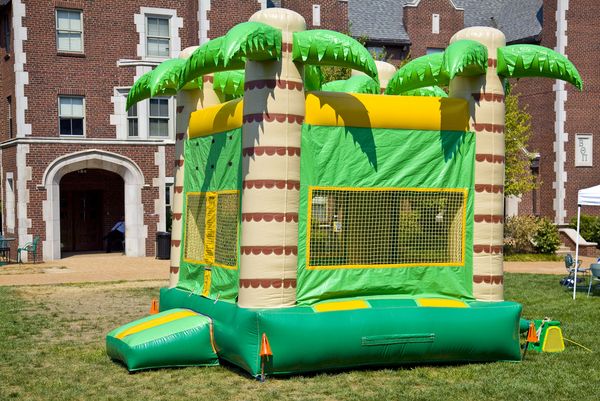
[399,86,448,97]
[322,75,379,94]
[292,30,378,79]
[178,37,245,90]
[497,44,583,90]
[148,58,188,97]
[443,39,488,80]
[304,65,324,91]
[213,70,245,99]
[126,70,178,111]
[385,53,447,95]
[221,21,282,65]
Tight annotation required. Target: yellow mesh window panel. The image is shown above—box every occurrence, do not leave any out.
[204,193,217,264]
[215,191,239,268]
[184,193,207,262]
[307,188,466,269]
[542,326,565,352]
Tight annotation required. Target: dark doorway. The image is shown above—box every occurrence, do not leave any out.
[60,169,124,252]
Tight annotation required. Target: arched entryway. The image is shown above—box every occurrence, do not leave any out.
[60,169,124,253]
[42,150,146,260]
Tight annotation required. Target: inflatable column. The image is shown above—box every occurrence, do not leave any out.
[238,8,306,308]
[449,27,506,301]
[351,60,396,93]
[169,47,223,287]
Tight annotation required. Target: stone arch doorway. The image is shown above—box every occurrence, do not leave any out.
[42,150,146,261]
[60,169,124,253]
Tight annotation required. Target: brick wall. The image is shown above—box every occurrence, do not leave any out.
[206,1,263,39]
[22,0,197,139]
[0,5,15,142]
[281,0,348,32]
[403,0,464,58]
[518,0,600,223]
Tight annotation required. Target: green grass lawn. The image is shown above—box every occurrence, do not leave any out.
[1,275,599,401]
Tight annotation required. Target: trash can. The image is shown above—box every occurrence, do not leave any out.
[156,231,171,260]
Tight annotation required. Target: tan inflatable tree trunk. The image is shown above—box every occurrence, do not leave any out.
[351,60,396,93]
[238,8,306,308]
[169,48,223,287]
[448,27,506,301]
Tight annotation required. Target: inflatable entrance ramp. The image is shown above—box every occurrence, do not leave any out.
[106,308,219,371]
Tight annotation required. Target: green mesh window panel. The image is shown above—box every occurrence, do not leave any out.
[307,188,467,269]
[214,191,239,268]
[184,193,206,262]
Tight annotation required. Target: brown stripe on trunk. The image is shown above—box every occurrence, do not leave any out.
[239,278,297,289]
[174,186,183,194]
[487,58,497,68]
[243,113,304,124]
[176,106,184,114]
[473,244,503,254]
[474,214,504,223]
[174,159,184,167]
[242,212,299,222]
[475,154,504,163]
[473,274,503,284]
[242,179,300,190]
[281,42,293,53]
[171,239,181,247]
[474,184,504,193]
[173,213,182,221]
[244,79,303,91]
[242,146,301,157]
[472,123,504,133]
[203,75,214,83]
[241,246,298,256]
[176,133,185,140]
[471,93,504,102]
[170,266,180,274]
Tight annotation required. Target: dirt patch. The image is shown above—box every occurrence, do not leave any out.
[16,281,167,345]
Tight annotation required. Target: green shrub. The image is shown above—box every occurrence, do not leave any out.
[504,215,561,255]
[569,214,600,247]
[532,217,560,254]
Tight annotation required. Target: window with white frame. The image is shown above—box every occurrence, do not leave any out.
[146,16,170,57]
[149,98,169,137]
[59,96,85,136]
[312,5,321,27]
[432,14,440,34]
[127,102,139,137]
[56,9,83,53]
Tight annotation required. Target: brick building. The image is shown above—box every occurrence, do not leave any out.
[0,0,347,261]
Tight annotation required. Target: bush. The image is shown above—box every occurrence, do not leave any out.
[569,214,600,247]
[533,217,560,254]
[504,215,560,255]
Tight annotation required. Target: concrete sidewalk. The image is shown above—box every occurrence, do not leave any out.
[0,253,169,286]
[1,253,595,286]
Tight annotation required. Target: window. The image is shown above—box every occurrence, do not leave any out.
[2,12,10,53]
[149,98,169,137]
[312,5,321,27]
[56,9,83,53]
[146,16,170,57]
[7,96,12,138]
[432,14,440,34]
[59,96,84,136]
[5,174,15,233]
[127,103,138,137]
[575,134,593,167]
[426,47,444,55]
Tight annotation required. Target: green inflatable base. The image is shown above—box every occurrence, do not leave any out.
[159,288,523,377]
[106,308,219,371]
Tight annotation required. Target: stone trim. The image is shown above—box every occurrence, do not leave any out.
[41,150,147,260]
[13,0,31,137]
[17,144,32,260]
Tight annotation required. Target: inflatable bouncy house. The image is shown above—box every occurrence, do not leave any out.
[107,8,582,377]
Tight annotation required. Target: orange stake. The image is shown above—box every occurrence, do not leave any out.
[149,298,159,315]
[260,333,272,382]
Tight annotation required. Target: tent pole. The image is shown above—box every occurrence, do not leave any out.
[573,205,581,300]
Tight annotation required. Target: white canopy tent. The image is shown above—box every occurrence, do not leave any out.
[573,184,600,299]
